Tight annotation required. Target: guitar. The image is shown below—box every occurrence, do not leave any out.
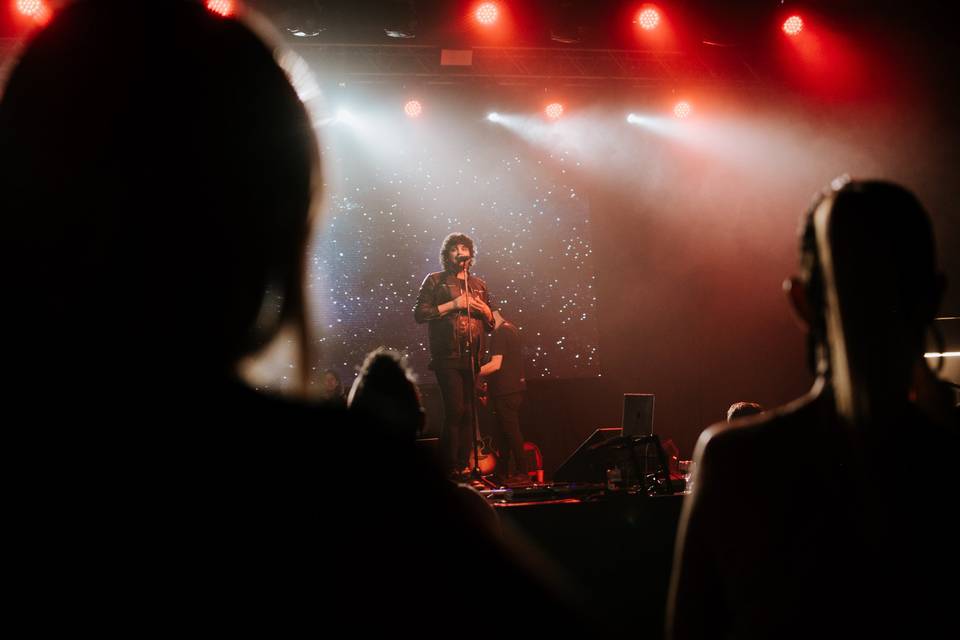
[468,435,498,475]
[468,377,497,474]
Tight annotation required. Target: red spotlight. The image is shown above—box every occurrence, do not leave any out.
[404,100,423,118]
[15,0,51,23]
[545,102,564,120]
[782,15,804,36]
[474,2,499,26]
[673,101,692,119]
[637,7,660,31]
[15,0,41,16]
[205,0,235,18]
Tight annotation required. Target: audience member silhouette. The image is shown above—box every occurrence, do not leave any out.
[348,348,502,533]
[2,2,322,413]
[726,401,764,421]
[348,348,426,439]
[1,1,349,631]
[1,5,588,633]
[667,179,958,639]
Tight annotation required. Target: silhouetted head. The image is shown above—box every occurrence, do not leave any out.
[1,1,321,389]
[790,178,945,422]
[348,348,426,439]
[726,401,763,422]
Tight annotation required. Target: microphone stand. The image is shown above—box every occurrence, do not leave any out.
[462,259,496,488]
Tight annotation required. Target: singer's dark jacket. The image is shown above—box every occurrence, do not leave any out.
[414,270,494,371]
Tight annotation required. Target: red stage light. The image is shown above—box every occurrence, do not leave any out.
[783,15,804,36]
[15,0,40,16]
[15,0,49,21]
[673,101,692,119]
[474,2,499,26]
[205,0,235,18]
[637,7,660,31]
[545,102,564,120]
[404,100,423,118]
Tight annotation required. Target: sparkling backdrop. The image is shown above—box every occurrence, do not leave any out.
[308,116,601,384]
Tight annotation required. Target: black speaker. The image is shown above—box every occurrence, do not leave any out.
[622,393,654,437]
[553,427,621,483]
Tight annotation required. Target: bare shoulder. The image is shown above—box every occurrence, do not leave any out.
[695,389,829,477]
[694,394,834,487]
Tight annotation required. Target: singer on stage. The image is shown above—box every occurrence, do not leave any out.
[414,233,494,478]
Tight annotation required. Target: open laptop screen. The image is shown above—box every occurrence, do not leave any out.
[622,393,655,437]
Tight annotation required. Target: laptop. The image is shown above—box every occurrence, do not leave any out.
[622,393,655,437]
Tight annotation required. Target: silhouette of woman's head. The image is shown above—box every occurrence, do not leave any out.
[1,2,321,387]
[797,179,944,420]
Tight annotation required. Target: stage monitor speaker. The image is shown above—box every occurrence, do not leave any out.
[554,427,621,483]
[622,393,654,437]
